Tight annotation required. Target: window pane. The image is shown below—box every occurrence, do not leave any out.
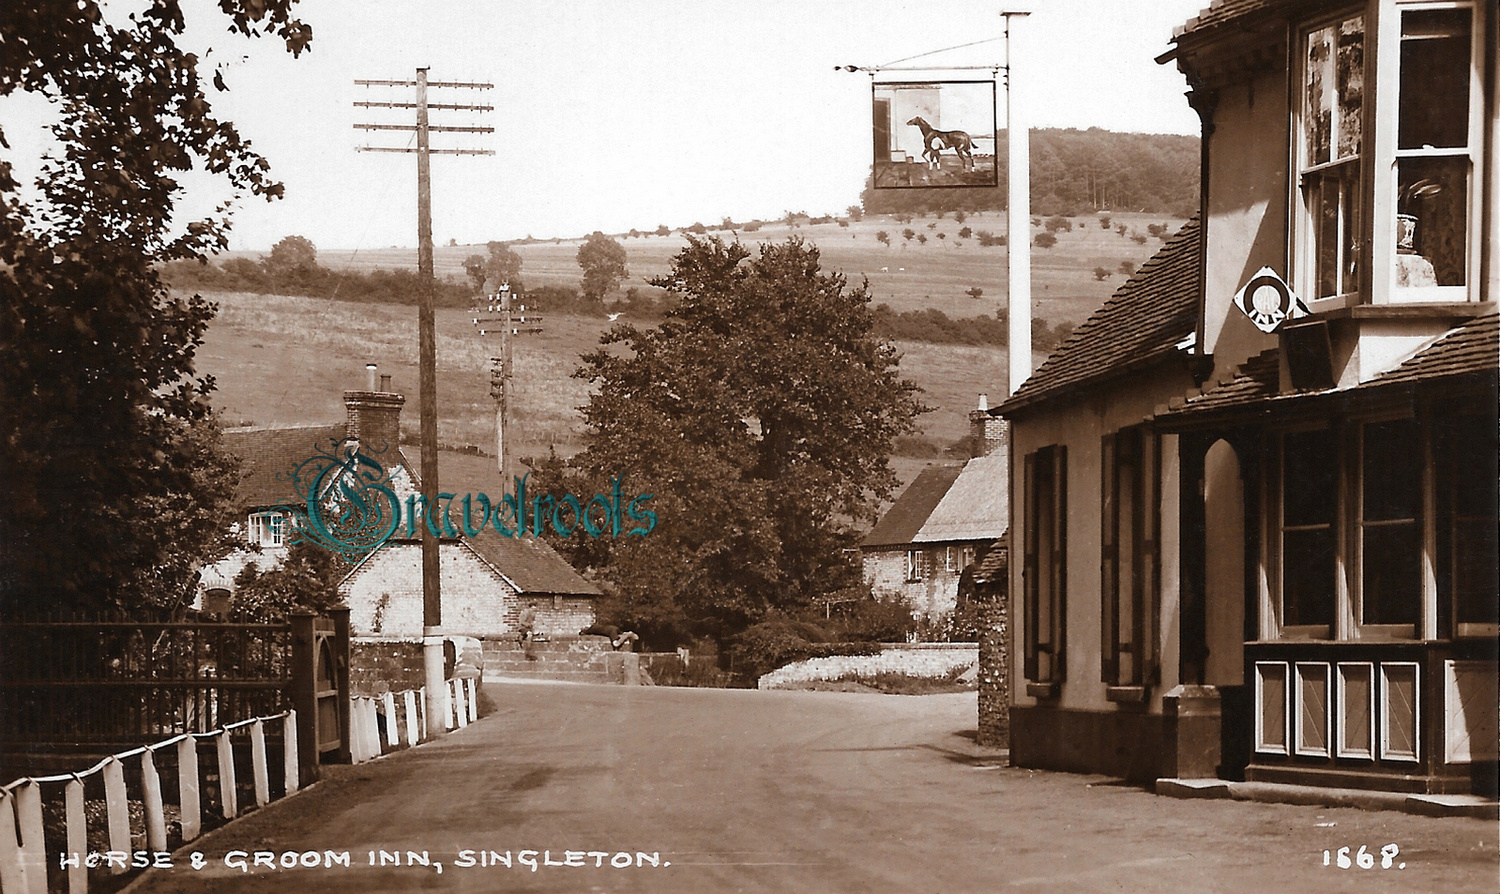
[1363,523,1421,625]
[1399,8,1471,150]
[1305,25,1333,166]
[1336,17,1364,159]
[1449,414,1499,626]
[1364,419,1418,522]
[1285,528,1336,627]
[1284,429,1336,526]
[1396,157,1469,288]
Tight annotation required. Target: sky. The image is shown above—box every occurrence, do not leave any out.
[5,0,1213,251]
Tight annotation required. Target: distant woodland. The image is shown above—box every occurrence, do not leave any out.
[862,128,1199,218]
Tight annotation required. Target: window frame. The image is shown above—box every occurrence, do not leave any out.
[905,548,923,583]
[1100,426,1162,689]
[1271,426,1342,640]
[1353,415,1424,639]
[1023,445,1068,687]
[248,511,285,548]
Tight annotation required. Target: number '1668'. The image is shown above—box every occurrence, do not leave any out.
[1323,844,1404,870]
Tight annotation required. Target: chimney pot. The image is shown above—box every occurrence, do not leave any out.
[977,393,988,412]
[379,374,392,392]
[365,363,378,391]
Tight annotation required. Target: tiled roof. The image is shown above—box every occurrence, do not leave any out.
[970,533,1010,587]
[861,464,963,548]
[461,529,602,597]
[1371,309,1499,386]
[1162,309,1498,422]
[1000,217,1201,415]
[913,450,1009,544]
[223,425,348,509]
[1173,0,1286,40]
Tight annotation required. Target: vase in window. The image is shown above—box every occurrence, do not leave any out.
[1396,178,1442,255]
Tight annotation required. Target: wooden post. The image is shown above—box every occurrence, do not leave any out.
[1004,11,1032,397]
[467,677,479,722]
[216,731,238,819]
[15,781,46,893]
[382,692,399,748]
[142,748,168,853]
[331,607,353,765]
[283,711,300,795]
[452,678,468,728]
[102,759,130,873]
[250,719,270,807]
[404,690,420,747]
[0,791,25,894]
[178,736,201,840]
[289,611,319,786]
[63,779,86,894]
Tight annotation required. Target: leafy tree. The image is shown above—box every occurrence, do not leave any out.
[966,286,984,300]
[548,237,925,647]
[655,224,670,236]
[576,231,628,302]
[917,233,928,245]
[902,228,915,243]
[1118,260,1136,275]
[0,0,312,615]
[876,230,891,246]
[229,541,348,623]
[1034,232,1058,249]
[953,210,967,224]
[266,235,317,274]
[1099,215,1113,229]
[463,253,487,291]
[1092,266,1112,281]
[483,240,524,293]
[846,205,864,222]
[958,226,973,239]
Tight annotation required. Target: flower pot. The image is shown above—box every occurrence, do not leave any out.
[1396,213,1419,254]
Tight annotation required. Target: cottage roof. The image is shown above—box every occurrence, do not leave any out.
[999,217,1201,416]
[223,424,348,509]
[1172,0,1286,40]
[461,530,603,597]
[969,533,1010,587]
[861,465,963,548]
[913,450,1009,544]
[1159,309,1499,425]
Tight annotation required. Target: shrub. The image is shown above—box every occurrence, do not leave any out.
[1034,232,1058,249]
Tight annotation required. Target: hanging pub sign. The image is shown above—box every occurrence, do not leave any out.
[871,80,998,189]
[1233,266,1310,333]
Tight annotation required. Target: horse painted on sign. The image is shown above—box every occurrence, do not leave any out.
[907,116,975,172]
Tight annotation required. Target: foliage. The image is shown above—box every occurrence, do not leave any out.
[876,230,890,246]
[727,617,883,680]
[229,541,348,622]
[481,240,524,294]
[161,256,476,306]
[862,127,1199,217]
[1093,266,1112,281]
[823,597,916,642]
[576,230,628,301]
[870,304,1075,351]
[541,237,926,649]
[267,235,317,275]
[1034,232,1058,249]
[0,0,312,615]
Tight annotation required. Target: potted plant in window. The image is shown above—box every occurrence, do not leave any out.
[1396,178,1442,254]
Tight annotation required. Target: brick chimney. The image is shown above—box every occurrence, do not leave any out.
[345,366,405,455]
[969,393,1008,458]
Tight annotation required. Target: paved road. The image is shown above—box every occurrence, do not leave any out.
[134,681,1497,893]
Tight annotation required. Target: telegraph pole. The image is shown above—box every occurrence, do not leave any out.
[473,285,543,482]
[355,69,493,738]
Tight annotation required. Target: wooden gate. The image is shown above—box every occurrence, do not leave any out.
[290,608,351,785]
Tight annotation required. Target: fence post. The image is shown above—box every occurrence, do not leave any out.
[142,748,168,854]
[404,690,420,747]
[102,758,130,874]
[382,692,399,748]
[64,778,86,894]
[452,678,468,729]
[178,736,201,841]
[283,711,300,795]
[467,677,478,722]
[289,611,319,787]
[250,719,270,807]
[0,791,24,894]
[15,781,46,894]
[216,730,238,819]
[331,607,352,766]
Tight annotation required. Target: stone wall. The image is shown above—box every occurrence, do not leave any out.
[506,595,595,637]
[757,643,978,690]
[342,541,515,638]
[863,547,968,621]
[349,639,426,696]
[976,597,1009,746]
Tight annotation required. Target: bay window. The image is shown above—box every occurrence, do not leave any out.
[1295,1,1486,305]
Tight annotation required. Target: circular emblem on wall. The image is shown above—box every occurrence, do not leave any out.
[1233,267,1308,334]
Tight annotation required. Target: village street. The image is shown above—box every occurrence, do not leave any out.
[131,681,1496,894]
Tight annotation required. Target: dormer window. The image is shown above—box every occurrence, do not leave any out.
[1293,1,1486,306]
[249,511,285,548]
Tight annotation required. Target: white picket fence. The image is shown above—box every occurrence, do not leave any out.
[0,676,479,894]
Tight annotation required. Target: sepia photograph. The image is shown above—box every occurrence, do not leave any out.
[2,1,1497,892]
